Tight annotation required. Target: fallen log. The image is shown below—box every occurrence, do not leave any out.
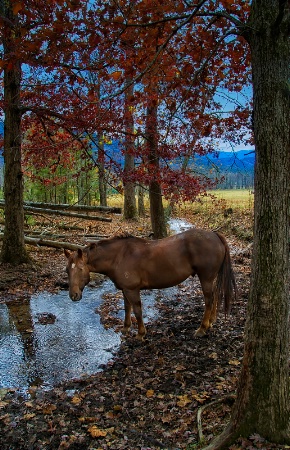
[0,203,112,222]
[0,233,83,250]
[0,200,122,214]
[24,236,83,250]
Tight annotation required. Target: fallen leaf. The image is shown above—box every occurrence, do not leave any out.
[24,401,34,408]
[192,391,210,404]
[161,414,173,423]
[229,359,240,366]
[71,395,82,404]
[42,404,57,415]
[177,394,191,407]
[146,389,154,398]
[175,364,186,371]
[88,425,107,438]
[23,413,36,420]
[113,404,122,411]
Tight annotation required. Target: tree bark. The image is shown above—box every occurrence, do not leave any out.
[205,2,290,447]
[137,184,146,217]
[123,81,138,220]
[97,134,108,207]
[0,0,30,264]
[146,95,167,238]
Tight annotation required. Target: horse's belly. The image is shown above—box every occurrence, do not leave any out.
[145,268,191,289]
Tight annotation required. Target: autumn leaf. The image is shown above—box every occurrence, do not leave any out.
[177,394,191,407]
[78,416,100,423]
[175,364,186,371]
[24,401,34,408]
[88,425,107,438]
[23,413,36,420]
[113,404,122,411]
[71,395,82,404]
[110,71,122,80]
[192,391,210,404]
[146,389,154,398]
[12,2,23,15]
[42,404,57,415]
[161,414,173,423]
[229,359,241,366]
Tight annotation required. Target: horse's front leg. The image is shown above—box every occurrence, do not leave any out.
[122,289,146,340]
[195,278,215,337]
[121,294,132,334]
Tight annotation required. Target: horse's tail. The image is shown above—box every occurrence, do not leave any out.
[215,232,237,316]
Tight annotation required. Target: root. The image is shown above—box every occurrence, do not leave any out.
[197,394,236,445]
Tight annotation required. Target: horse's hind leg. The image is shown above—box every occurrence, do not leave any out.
[195,277,216,337]
[122,289,146,340]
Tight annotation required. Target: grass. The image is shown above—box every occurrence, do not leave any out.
[107,189,254,242]
[172,190,254,241]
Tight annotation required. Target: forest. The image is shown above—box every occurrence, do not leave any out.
[0,1,289,449]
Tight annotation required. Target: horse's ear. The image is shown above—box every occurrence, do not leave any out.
[77,248,83,259]
[64,249,70,259]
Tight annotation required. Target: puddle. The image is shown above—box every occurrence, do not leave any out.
[0,281,121,392]
[0,218,190,392]
[0,280,177,392]
[168,218,193,234]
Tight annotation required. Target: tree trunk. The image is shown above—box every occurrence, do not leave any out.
[123,82,137,220]
[137,184,146,217]
[146,96,167,238]
[97,135,107,207]
[205,2,290,447]
[0,0,30,264]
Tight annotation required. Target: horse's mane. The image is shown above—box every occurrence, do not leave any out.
[86,232,144,251]
[109,232,136,241]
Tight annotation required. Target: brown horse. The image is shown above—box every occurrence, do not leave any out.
[64,228,236,340]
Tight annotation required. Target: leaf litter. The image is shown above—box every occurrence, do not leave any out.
[0,213,286,449]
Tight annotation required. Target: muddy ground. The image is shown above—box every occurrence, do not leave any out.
[0,212,286,449]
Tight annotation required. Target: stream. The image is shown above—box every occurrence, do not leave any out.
[0,218,192,392]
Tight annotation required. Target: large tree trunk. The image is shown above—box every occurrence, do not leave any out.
[206,2,290,448]
[123,82,137,220]
[0,0,30,264]
[146,96,167,238]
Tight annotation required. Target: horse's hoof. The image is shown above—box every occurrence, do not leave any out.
[121,327,130,334]
[136,333,146,341]
[195,328,206,337]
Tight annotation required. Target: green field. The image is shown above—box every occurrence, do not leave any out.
[203,189,254,210]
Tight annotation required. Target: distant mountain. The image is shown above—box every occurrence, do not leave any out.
[194,149,255,174]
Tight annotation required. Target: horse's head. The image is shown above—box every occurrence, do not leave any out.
[64,248,90,301]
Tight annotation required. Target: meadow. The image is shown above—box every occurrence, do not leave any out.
[108,189,254,242]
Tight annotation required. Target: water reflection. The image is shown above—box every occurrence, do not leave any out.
[0,281,121,391]
[0,281,174,392]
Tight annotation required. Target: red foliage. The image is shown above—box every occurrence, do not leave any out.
[0,0,253,200]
